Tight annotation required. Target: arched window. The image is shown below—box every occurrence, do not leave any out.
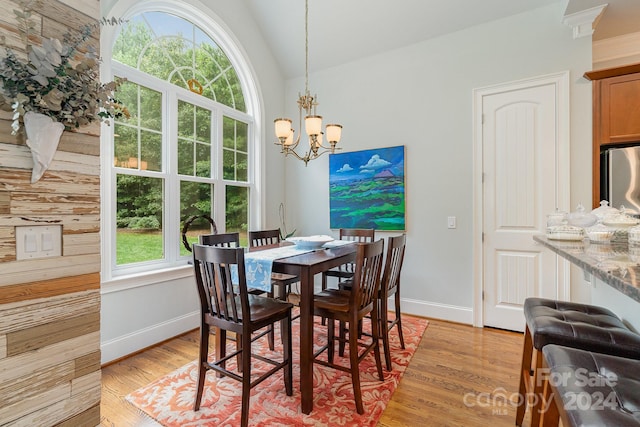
[102,4,260,279]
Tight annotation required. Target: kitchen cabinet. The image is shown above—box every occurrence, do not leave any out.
[585,63,640,208]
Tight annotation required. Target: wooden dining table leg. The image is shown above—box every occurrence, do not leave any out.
[299,268,314,415]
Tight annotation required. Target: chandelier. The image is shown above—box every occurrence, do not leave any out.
[273,0,342,166]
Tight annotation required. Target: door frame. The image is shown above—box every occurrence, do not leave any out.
[472,71,572,328]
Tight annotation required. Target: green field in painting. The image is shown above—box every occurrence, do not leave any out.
[329,176,405,230]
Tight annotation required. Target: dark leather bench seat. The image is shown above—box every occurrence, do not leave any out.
[542,344,640,426]
[516,297,640,427]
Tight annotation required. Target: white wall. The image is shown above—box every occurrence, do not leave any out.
[100,0,287,363]
[283,3,593,323]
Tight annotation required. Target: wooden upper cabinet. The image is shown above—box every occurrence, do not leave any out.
[585,63,640,208]
[596,73,640,143]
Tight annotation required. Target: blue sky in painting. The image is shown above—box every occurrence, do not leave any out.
[329,146,405,182]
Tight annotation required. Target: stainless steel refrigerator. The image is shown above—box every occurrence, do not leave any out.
[604,146,640,214]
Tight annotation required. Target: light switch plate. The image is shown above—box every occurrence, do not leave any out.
[16,225,62,260]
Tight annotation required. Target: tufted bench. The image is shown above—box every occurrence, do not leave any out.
[540,344,640,426]
[516,297,640,427]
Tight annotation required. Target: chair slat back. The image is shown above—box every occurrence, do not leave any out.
[199,232,240,247]
[340,228,375,243]
[339,229,375,273]
[192,244,248,326]
[381,234,407,299]
[248,229,280,248]
[351,239,384,310]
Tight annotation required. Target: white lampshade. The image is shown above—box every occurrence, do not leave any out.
[325,124,342,143]
[305,115,322,136]
[284,129,294,146]
[274,118,292,139]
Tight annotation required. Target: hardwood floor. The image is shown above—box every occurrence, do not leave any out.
[100,318,531,426]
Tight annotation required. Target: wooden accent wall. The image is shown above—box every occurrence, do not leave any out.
[0,0,102,425]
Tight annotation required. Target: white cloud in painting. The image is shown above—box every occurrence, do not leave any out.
[360,154,391,174]
[337,164,354,173]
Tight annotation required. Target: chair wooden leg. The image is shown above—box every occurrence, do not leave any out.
[349,318,365,415]
[240,331,252,427]
[283,313,293,396]
[235,333,243,372]
[530,348,545,427]
[394,292,405,349]
[516,326,533,426]
[539,356,560,427]
[338,320,347,357]
[379,298,392,371]
[370,308,384,381]
[327,319,335,364]
[216,328,227,378]
[267,289,276,351]
[194,324,210,411]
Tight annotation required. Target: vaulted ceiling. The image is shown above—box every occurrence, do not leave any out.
[244,0,640,79]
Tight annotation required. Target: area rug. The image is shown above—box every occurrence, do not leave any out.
[126,313,428,426]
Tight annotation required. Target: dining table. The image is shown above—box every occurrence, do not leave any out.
[261,242,357,414]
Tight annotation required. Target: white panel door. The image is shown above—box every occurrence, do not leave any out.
[480,75,569,331]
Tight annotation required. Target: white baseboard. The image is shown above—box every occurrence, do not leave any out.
[101,299,474,364]
[101,311,200,364]
[400,297,474,325]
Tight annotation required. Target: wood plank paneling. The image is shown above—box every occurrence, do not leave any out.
[0,214,99,229]
[0,331,100,383]
[0,361,75,407]
[0,1,102,424]
[0,273,100,304]
[75,351,101,378]
[0,144,100,176]
[0,190,8,213]
[5,385,100,427]
[58,404,101,427]
[63,232,100,256]
[7,312,100,356]
[0,289,99,334]
[0,254,100,287]
[0,168,99,193]
[0,383,72,425]
[57,0,100,20]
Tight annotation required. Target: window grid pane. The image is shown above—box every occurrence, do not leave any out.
[116,174,164,265]
[180,181,213,256]
[222,116,249,182]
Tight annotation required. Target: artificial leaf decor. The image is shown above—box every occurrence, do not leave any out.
[0,0,129,182]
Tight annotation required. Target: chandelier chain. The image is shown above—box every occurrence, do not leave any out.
[305,0,309,94]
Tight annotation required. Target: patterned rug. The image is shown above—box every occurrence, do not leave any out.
[126,313,428,426]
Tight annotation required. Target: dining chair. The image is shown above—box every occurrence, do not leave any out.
[199,232,276,355]
[321,228,375,291]
[313,239,385,414]
[192,244,293,427]
[378,234,407,371]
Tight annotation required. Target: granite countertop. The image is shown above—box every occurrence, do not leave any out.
[534,235,640,303]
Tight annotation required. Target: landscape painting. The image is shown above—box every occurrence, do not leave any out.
[329,145,405,230]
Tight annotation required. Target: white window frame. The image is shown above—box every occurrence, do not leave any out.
[100,0,263,287]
